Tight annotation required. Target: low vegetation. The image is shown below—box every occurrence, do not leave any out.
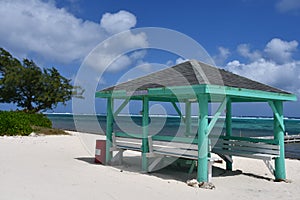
[0,111,67,136]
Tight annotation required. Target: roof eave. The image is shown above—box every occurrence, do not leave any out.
[96,84,297,102]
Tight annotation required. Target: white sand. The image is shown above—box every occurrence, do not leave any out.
[0,132,300,200]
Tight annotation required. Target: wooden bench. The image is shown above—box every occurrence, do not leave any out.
[212,136,280,160]
[110,132,220,181]
[211,135,280,174]
[110,133,280,179]
[111,133,143,152]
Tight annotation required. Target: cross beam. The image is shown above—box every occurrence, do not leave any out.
[206,97,228,136]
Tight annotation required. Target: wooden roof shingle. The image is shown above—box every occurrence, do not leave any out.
[101,60,290,95]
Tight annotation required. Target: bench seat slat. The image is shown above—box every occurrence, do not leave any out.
[115,137,143,144]
[214,144,280,156]
[152,140,198,151]
[153,149,198,160]
[212,149,277,160]
[216,139,280,150]
[112,133,280,163]
[116,142,142,149]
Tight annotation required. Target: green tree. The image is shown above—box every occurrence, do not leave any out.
[0,48,83,112]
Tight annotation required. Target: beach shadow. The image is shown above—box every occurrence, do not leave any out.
[241,172,273,181]
[88,155,245,182]
[74,156,273,183]
[75,157,99,165]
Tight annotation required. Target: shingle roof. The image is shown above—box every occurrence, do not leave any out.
[101,60,290,94]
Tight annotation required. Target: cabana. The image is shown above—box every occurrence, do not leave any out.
[95,60,297,183]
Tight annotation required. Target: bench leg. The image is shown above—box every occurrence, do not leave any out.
[188,160,196,174]
[110,149,124,165]
[226,156,233,171]
[263,159,275,175]
[208,161,213,182]
[148,156,164,172]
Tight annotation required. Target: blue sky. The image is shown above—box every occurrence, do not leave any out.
[0,0,300,117]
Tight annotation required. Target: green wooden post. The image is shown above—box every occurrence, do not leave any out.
[106,97,114,164]
[197,95,208,182]
[142,96,149,172]
[185,101,192,136]
[273,101,286,180]
[225,98,233,170]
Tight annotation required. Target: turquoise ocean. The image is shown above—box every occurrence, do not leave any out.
[46,113,300,159]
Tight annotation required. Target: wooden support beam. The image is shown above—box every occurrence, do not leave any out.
[113,98,130,118]
[268,101,285,131]
[272,101,286,180]
[206,97,228,136]
[225,97,233,170]
[197,94,209,182]
[185,101,192,136]
[106,97,114,164]
[171,101,185,123]
[142,96,149,172]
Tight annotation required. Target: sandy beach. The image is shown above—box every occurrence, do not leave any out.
[0,131,300,200]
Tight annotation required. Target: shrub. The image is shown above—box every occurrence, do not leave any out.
[0,111,52,136]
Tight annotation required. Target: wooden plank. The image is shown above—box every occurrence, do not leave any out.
[213,149,277,160]
[116,136,142,144]
[217,135,279,145]
[216,139,280,150]
[213,145,280,156]
[115,141,141,147]
[152,140,198,150]
[116,145,141,151]
[153,149,198,160]
[115,132,199,144]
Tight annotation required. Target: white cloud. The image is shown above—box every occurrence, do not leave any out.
[0,0,146,69]
[276,0,300,13]
[264,38,298,64]
[176,57,188,64]
[237,44,262,61]
[84,31,148,73]
[213,46,230,65]
[100,10,137,34]
[166,60,174,66]
[225,38,300,95]
[107,55,132,72]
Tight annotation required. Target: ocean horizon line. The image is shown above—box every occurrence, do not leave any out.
[43,112,300,120]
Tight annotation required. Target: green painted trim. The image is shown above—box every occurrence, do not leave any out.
[114,132,278,146]
[197,94,209,182]
[96,84,297,102]
[205,85,297,102]
[113,98,130,118]
[185,101,192,136]
[142,96,149,172]
[268,101,285,131]
[225,98,233,170]
[273,101,286,180]
[114,132,198,144]
[206,97,228,136]
[105,97,114,164]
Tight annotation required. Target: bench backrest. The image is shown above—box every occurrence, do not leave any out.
[212,137,280,160]
[149,138,198,159]
[113,134,142,151]
[112,132,280,160]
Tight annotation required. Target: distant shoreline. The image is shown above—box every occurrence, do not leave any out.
[44,113,300,120]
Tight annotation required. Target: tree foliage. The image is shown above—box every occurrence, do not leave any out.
[0,111,52,136]
[0,48,82,112]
